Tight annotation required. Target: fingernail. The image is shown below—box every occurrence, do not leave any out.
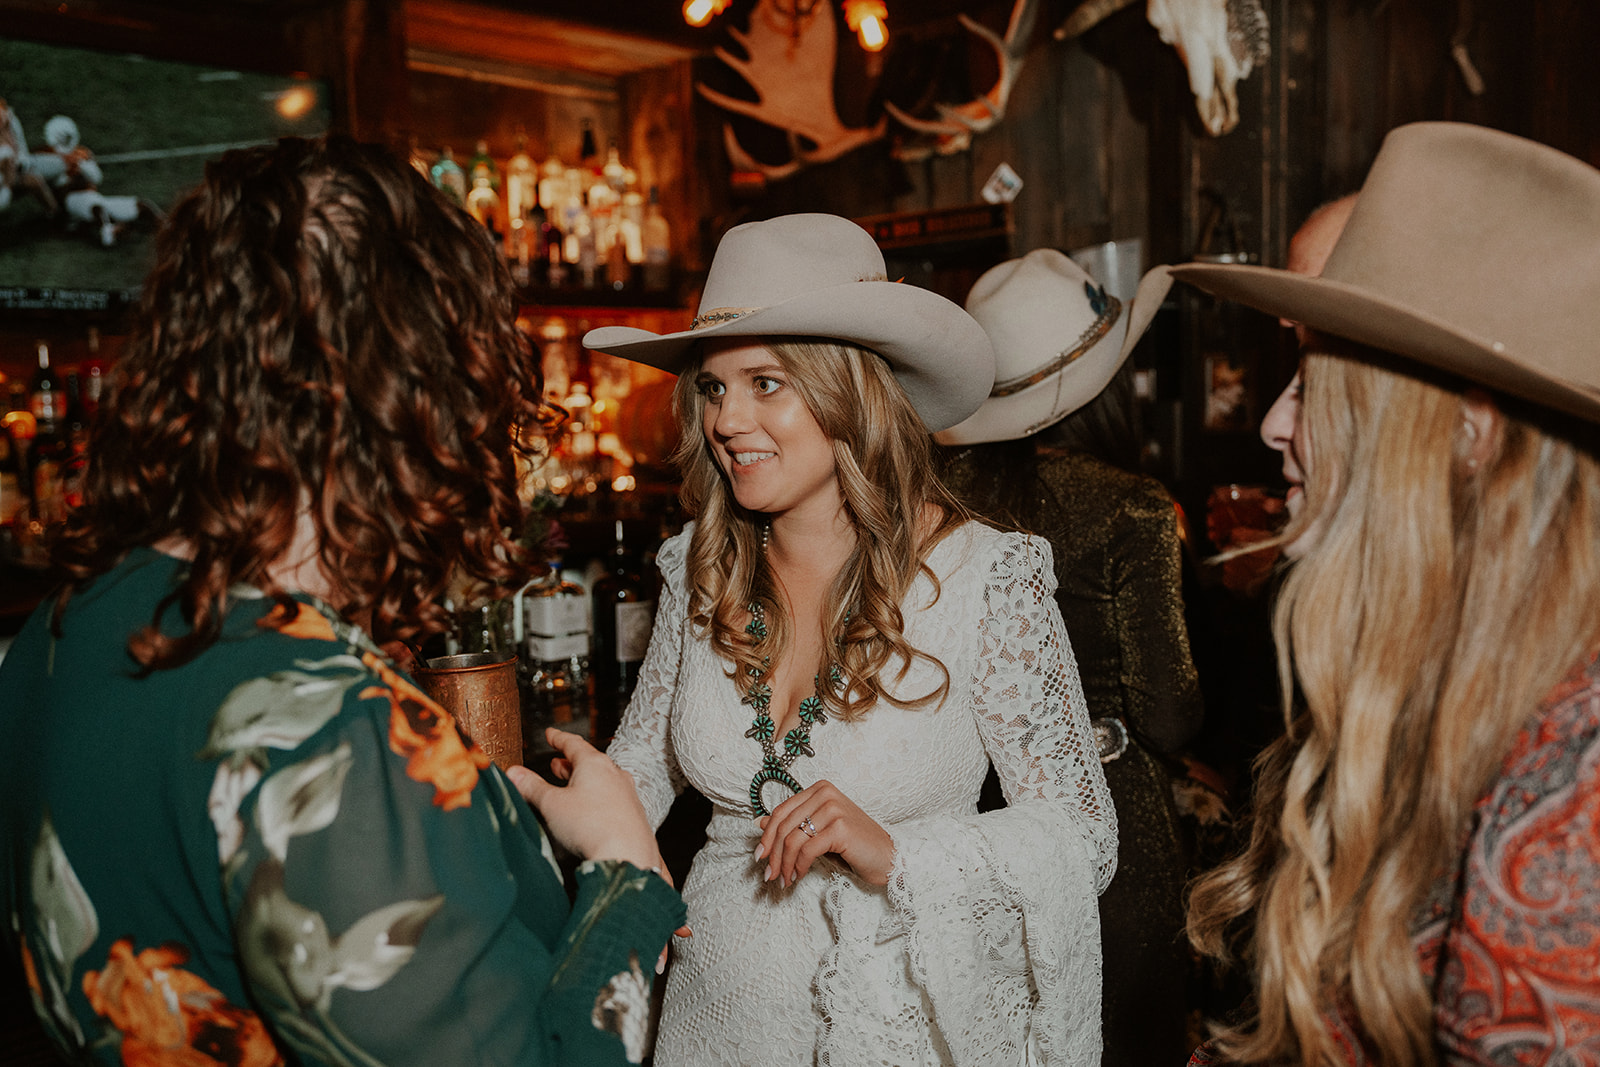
[753,843,766,861]
[764,866,773,882]
[656,953,666,975]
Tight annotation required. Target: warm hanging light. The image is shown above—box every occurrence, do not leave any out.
[843,0,888,51]
[683,0,729,27]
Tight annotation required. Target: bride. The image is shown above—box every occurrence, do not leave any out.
[583,213,1117,1066]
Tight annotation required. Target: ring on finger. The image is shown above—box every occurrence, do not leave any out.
[799,816,818,838]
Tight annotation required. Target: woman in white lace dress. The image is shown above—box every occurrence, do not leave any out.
[583,213,1117,1067]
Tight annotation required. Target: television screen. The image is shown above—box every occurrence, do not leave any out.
[0,37,331,313]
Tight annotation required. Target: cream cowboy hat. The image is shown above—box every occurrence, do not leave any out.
[934,249,1173,445]
[582,213,996,433]
[1172,122,1600,423]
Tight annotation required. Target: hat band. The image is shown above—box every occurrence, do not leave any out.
[692,306,759,330]
[989,295,1123,398]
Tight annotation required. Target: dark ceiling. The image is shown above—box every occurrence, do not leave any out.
[456,0,1021,51]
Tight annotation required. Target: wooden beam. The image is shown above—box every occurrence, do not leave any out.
[404,0,696,82]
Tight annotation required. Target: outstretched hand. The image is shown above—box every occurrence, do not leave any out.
[506,728,667,882]
[757,780,895,888]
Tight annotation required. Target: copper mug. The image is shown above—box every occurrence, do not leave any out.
[412,652,523,771]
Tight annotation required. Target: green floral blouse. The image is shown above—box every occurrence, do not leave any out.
[0,547,684,1066]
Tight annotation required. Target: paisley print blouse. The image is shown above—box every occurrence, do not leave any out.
[0,547,684,1066]
[1192,651,1600,1064]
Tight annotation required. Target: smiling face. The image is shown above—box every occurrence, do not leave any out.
[697,337,842,525]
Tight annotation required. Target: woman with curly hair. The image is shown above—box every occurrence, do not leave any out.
[0,134,682,1067]
[583,213,1116,1066]
[1176,122,1600,1065]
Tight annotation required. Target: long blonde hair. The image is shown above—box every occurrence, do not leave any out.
[671,336,969,719]
[1188,343,1600,1065]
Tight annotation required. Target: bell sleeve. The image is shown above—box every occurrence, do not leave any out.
[822,532,1116,1067]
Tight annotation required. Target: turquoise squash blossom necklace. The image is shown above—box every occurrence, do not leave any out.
[742,602,844,817]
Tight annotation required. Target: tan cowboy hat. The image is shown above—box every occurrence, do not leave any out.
[1172,122,1600,423]
[934,249,1173,445]
[582,213,995,433]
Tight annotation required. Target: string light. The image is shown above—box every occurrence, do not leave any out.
[684,0,888,52]
[842,0,888,51]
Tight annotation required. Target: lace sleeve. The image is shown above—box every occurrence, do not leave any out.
[604,529,691,829]
[883,532,1115,1066]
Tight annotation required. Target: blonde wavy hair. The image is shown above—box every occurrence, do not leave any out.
[1188,342,1600,1066]
[670,336,970,720]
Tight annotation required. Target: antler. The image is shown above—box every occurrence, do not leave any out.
[696,0,886,181]
[884,0,1040,155]
[1053,0,1142,40]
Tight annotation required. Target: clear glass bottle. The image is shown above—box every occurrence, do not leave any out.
[519,563,591,694]
[643,187,671,292]
[430,146,466,206]
[506,134,536,222]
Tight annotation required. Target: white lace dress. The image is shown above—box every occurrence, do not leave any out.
[608,521,1117,1067]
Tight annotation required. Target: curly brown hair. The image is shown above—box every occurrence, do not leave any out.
[51,134,550,670]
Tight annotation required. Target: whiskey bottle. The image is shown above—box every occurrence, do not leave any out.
[590,520,656,743]
[643,187,671,292]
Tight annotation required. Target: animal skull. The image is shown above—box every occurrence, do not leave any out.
[1055,0,1270,137]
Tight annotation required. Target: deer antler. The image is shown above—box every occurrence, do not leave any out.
[884,0,1039,155]
[696,0,886,181]
[1053,0,1142,40]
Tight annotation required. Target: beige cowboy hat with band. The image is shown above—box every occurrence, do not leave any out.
[582,213,995,433]
[935,249,1173,445]
[1172,121,1600,423]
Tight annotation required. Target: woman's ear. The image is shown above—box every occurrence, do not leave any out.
[1458,388,1501,472]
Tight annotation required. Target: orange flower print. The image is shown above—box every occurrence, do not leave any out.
[360,652,490,811]
[263,602,338,644]
[82,938,282,1067]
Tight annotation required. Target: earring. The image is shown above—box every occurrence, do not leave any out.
[760,523,771,554]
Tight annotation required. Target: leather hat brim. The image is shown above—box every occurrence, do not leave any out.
[1171,262,1600,424]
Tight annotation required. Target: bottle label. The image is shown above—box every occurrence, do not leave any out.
[528,633,589,661]
[526,593,590,638]
[614,599,655,662]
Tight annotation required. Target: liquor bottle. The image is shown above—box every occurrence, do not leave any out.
[543,211,567,289]
[28,340,63,439]
[602,143,627,196]
[643,187,671,292]
[81,326,105,421]
[519,562,591,695]
[604,216,631,292]
[60,369,88,510]
[28,341,67,526]
[430,146,466,207]
[537,155,566,216]
[590,519,656,744]
[1,383,31,528]
[579,119,598,168]
[506,132,537,269]
[465,139,501,236]
[573,209,597,290]
[619,190,645,265]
